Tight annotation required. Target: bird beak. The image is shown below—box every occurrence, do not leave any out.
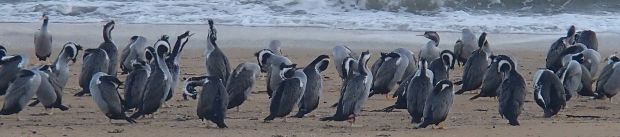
[416,34,424,36]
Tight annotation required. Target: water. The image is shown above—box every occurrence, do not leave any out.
[1,0,619,34]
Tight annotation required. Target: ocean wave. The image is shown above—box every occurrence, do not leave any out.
[0,0,619,34]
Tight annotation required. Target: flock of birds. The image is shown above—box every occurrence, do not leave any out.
[0,14,618,130]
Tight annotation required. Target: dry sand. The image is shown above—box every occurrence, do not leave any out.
[1,23,620,137]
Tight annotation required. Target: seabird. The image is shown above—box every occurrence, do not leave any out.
[204,19,231,86]
[0,69,41,120]
[333,45,355,80]
[76,48,110,96]
[594,55,620,102]
[165,31,193,102]
[369,52,409,98]
[89,72,136,123]
[455,32,491,94]
[417,80,454,129]
[34,13,53,61]
[0,55,28,96]
[496,55,526,126]
[453,29,477,66]
[418,31,441,62]
[123,59,151,110]
[264,64,307,122]
[99,21,119,76]
[226,62,260,111]
[120,36,148,74]
[294,55,329,118]
[428,50,455,85]
[575,30,598,50]
[533,69,566,117]
[130,38,173,119]
[546,26,576,72]
[407,59,434,123]
[320,51,372,127]
[197,76,229,128]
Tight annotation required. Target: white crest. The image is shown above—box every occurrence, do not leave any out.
[608,54,618,65]
[441,83,450,91]
[498,60,511,72]
[257,50,273,66]
[155,40,170,54]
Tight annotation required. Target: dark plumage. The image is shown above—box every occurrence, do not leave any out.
[226,63,260,110]
[533,69,566,118]
[165,31,193,102]
[99,21,118,76]
[197,76,229,128]
[120,36,148,74]
[417,80,454,129]
[546,26,575,72]
[76,48,109,96]
[428,50,455,85]
[575,30,598,50]
[264,64,307,122]
[0,69,41,116]
[321,51,372,127]
[123,60,151,110]
[407,59,434,123]
[34,13,52,61]
[0,55,26,96]
[130,38,173,119]
[496,55,526,126]
[370,52,408,98]
[89,72,136,123]
[470,55,503,100]
[205,19,231,85]
[455,32,491,94]
[594,55,620,101]
[294,55,329,118]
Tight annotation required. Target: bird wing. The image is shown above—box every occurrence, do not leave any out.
[98,76,123,114]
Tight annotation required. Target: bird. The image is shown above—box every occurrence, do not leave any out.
[496,55,526,126]
[0,55,28,96]
[226,62,260,111]
[594,55,620,102]
[575,30,598,50]
[320,51,372,127]
[120,36,148,74]
[130,38,173,119]
[99,21,119,76]
[52,42,82,89]
[470,55,503,100]
[407,59,434,123]
[392,48,418,82]
[269,40,283,55]
[0,45,7,58]
[196,76,229,128]
[428,50,455,85]
[333,45,355,80]
[454,29,477,66]
[256,49,294,98]
[556,53,584,101]
[31,65,69,114]
[369,52,409,99]
[204,19,231,85]
[76,48,109,96]
[89,72,136,123]
[455,32,491,94]
[330,56,358,108]
[123,59,151,110]
[417,80,454,129]
[579,49,602,80]
[546,26,576,72]
[0,69,41,120]
[533,69,566,117]
[182,76,209,100]
[264,63,307,122]
[294,55,329,118]
[34,13,53,61]
[165,31,193,102]
[418,31,441,62]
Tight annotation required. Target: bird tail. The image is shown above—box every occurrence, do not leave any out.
[416,122,430,129]
[55,104,69,111]
[469,94,481,100]
[454,80,463,85]
[319,116,334,121]
[508,120,520,126]
[130,110,143,119]
[28,100,41,107]
[125,116,137,124]
[74,90,87,96]
[455,89,466,95]
[264,115,275,122]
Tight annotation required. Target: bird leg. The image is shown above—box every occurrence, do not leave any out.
[437,123,445,129]
[236,107,241,112]
[348,116,362,127]
[162,102,170,108]
[282,117,287,123]
[385,94,394,100]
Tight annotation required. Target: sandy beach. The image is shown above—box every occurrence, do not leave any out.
[1,23,620,137]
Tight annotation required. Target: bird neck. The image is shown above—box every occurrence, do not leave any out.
[103,26,113,42]
[41,19,49,32]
